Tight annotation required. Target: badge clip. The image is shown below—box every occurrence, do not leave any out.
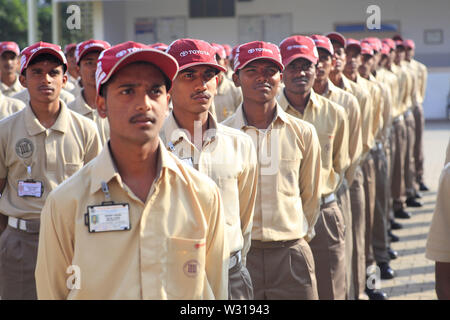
[101,181,114,205]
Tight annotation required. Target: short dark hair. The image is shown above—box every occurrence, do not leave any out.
[99,61,171,97]
[22,53,67,76]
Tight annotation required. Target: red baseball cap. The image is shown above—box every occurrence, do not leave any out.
[382,38,396,51]
[149,43,169,51]
[361,42,374,56]
[394,39,405,49]
[0,41,20,56]
[279,36,318,66]
[166,38,226,73]
[95,41,179,95]
[362,37,382,52]
[211,43,226,60]
[404,39,415,50]
[64,43,77,55]
[234,41,283,72]
[380,43,391,56]
[392,35,404,41]
[222,44,232,58]
[20,42,67,74]
[346,38,361,52]
[311,35,334,55]
[75,39,111,64]
[230,45,239,61]
[326,32,346,48]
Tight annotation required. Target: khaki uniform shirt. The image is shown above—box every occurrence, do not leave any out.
[0,101,101,219]
[12,88,75,106]
[391,63,410,114]
[68,91,110,146]
[410,59,428,105]
[223,103,322,242]
[322,79,363,185]
[0,91,25,120]
[214,77,242,123]
[402,61,418,108]
[278,89,350,197]
[369,74,392,142]
[67,78,83,98]
[160,111,258,264]
[35,142,229,299]
[340,76,375,156]
[0,76,24,97]
[425,162,450,262]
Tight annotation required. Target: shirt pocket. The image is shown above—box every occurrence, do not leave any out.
[217,176,239,226]
[64,163,83,179]
[277,158,301,197]
[166,236,206,299]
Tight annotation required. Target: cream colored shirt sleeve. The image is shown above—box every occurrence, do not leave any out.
[426,163,450,262]
[333,106,350,176]
[237,140,258,266]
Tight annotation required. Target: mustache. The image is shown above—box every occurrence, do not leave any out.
[129,114,156,124]
[191,92,212,99]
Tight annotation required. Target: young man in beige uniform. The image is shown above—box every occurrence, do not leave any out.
[225,40,322,300]
[0,42,24,97]
[278,36,350,300]
[35,41,229,300]
[163,38,258,300]
[0,87,25,120]
[311,34,363,300]
[68,39,111,145]
[358,40,396,281]
[425,138,450,299]
[0,42,101,300]
[404,39,429,192]
[211,43,243,122]
[63,43,81,95]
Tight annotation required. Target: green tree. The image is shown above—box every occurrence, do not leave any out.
[0,0,28,49]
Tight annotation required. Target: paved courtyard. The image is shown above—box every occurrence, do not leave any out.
[380,120,450,300]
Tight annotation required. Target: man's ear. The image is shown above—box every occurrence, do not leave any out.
[62,73,68,88]
[19,73,27,88]
[232,72,241,88]
[96,94,107,119]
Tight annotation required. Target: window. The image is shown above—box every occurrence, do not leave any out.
[189,0,235,18]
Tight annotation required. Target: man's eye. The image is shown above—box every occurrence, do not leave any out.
[150,88,162,95]
[184,73,194,79]
[120,88,133,95]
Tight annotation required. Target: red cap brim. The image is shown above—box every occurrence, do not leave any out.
[283,53,318,68]
[179,61,227,73]
[236,56,284,72]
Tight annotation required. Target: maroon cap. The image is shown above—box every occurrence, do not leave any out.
[211,43,226,60]
[394,39,405,48]
[382,38,396,51]
[380,43,391,56]
[222,44,232,58]
[361,42,374,56]
[75,39,111,64]
[230,45,239,61]
[234,41,283,72]
[95,41,179,95]
[279,36,318,66]
[362,37,382,52]
[346,38,361,52]
[20,42,67,74]
[149,43,168,51]
[392,35,404,41]
[311,35,334,55]
[64,43,77,55]
[0,41,20,56]
[404,39,415,50]
[166,38,226,73]
[326,32,346,48]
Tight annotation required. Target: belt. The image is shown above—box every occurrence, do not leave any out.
[320,193,336,206]
[393,114,404,124]
[229,251,241,270]
[251,239,301,249]
[8,217,40,233]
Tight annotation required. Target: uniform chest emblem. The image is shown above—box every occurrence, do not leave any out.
[183,260,201,278]
[15,138,34,159]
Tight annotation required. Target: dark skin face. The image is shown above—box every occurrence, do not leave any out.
[19,60,67,104]
[78,51,100,88]
[358,54,375,78]
[0,51,19,75]
[282,58,316,95]
[96,62,170,146]
[394,46,405,65]
[331,41,346,74]
[233,59,281,104]
[170,65,218,116]
[405,47,414,61]
[344,46,362,75]
[316,48,335,81]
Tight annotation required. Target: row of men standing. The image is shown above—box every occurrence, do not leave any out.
[0,32,427,299]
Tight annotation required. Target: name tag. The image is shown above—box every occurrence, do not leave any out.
[180,157,194,167]
[18,180,43,198]
[85,203,131,233]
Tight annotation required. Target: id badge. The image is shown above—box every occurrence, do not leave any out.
[180,157,194,167]
[18,180,43,198]
[85,203,131,233]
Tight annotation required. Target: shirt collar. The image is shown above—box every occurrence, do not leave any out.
[278,88,318,114]
[89,139,185,195]
[25,99,70,136]
[71,90,94,116]
[233,101,289,130]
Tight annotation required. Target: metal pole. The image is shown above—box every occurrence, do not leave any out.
[52,0,60,45]
[27,0,38,45]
